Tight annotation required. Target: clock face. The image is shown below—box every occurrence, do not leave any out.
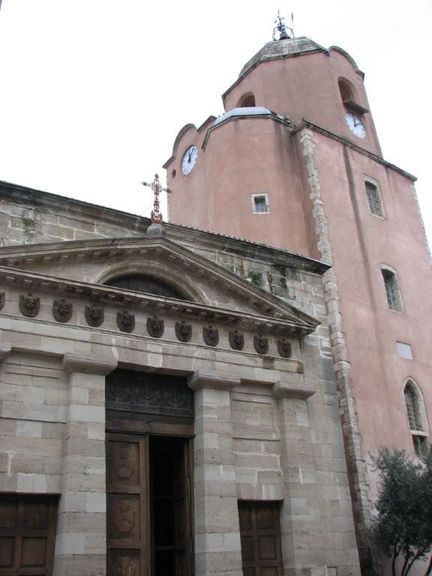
[345,112,366,138]
[181,145,199,175]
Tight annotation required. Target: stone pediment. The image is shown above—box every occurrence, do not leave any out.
[0,235,318,335]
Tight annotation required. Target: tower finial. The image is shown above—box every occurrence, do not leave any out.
[142,173,172,224]
[272,10,294,41]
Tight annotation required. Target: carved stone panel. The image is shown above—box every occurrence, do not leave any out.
[277,338,292,358]
[175,320,192,343]
[85,303,104,327]
[53,299,73,323]
[106,370,194,419]
[203,325,219,347]
[146,315,164,338]
[254,334,269,355]
[229,329,244,351]
[117,310,135,333]
[0,292,4,311]
[19,294,40,318]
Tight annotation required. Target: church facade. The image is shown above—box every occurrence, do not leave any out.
[0,182,360,575]
[164,34,432,573]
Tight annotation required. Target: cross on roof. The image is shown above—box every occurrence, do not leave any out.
[141,174,172,224]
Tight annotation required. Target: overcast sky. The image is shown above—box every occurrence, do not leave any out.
[0,0,431,248]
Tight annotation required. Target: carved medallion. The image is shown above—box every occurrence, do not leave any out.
[254,333,269,355]
[111,556,137,576]
[113,500,135,534]
[53,299,73,323]
[85,303,104,327]
[146,315,164,338]
[277,338,292,358]
[203,325,219,347]
[114,445,135,479]
[0,292,5,311]
[19,294,40,318]
[175,320,192,342]
[117,310,135,333]
[229,329,244,351]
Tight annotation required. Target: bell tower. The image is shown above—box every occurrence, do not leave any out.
[164,31,383,254]
[165,24,432,574]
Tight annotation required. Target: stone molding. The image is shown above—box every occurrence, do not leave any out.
[298,127,371,566]
[271,376,315,399]
[62,353,117,375]
[0,346,11,364]
[0,266,316,336]
[188,371,240,391]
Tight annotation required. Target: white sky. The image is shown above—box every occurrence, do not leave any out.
[0,0,431,248]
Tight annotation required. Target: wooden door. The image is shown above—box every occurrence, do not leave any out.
[107,433,149,576]
[0,494,58,576]
[238,501,284,576]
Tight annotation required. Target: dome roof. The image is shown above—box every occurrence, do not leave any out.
[239,37,327,78]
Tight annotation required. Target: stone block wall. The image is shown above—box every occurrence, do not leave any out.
[0,351,66,494]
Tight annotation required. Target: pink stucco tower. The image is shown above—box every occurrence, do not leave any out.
[164,34,432,572]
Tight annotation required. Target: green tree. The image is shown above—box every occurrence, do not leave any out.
[370,449,432,576]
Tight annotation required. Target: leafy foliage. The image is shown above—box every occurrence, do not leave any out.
[370,449,432,576]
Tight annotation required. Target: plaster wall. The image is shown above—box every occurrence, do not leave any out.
[310,132,432,461]
[168,117,313,255]
[222,49,380,155]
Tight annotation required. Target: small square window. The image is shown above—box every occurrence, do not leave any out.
[252,194,269,214]
[396,342,413,359]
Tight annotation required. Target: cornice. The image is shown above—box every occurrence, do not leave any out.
[0,266,317,336]
[0,237,320,327]
[293,121,417,181]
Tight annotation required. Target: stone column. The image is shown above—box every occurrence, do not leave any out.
[189,372,243,576]
[54,354,117,576]
[273,383,327,576]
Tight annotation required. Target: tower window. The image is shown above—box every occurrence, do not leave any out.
[238,92,256,107]
[404,380,429,458]
[381,268,403,312]
[365,181,384,217]
[251,194,270,214]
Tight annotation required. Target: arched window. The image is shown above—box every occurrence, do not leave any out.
[338,78,355,104]
[238,92,256,107]
[104,274,188,300]
[365,180,384,217]
[404,380,429,458]
[381,268,403,312]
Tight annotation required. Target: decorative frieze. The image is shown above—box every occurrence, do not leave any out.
[175,320,192,342]
[146,315,164,338]
[229,329,244,351]
[203,325,219,347]
[53,299,73,323]
[1,289,302,361]
[85,303,104,327]
[19,294,40,317]
[117,310,135,333]
[254,333,269,355]
[277,338,292,358]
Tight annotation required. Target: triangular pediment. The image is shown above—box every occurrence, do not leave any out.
[0,235,319,334]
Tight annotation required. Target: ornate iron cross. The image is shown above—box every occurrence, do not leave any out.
[142,174,172,224]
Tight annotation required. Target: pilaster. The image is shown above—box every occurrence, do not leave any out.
[53,353,117,576]
[189,372,243,576]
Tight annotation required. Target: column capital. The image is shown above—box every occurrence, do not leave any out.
[62,353,117,375]
[272,375,315,400]
[188,371,240,391]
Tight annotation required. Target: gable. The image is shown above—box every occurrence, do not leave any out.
[0,235,319,333]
